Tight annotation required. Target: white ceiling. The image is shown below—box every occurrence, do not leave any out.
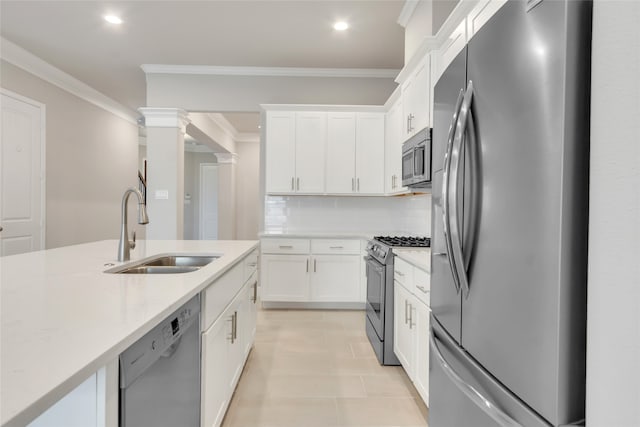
[0,0,406,131]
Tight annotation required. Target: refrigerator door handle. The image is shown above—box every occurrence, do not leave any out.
[429,328,522,427]
[449,81,475,298]
[442,88,465,294]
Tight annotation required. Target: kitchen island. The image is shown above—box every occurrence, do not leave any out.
[0,239,258,427]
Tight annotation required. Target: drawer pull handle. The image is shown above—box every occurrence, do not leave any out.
[396,271,405,276]
[329,246,344,249]
[279,245,294,249]
[416,285,429,294]
[247,262,258,267]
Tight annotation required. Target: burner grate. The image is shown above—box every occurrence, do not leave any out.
[374,236,431,247]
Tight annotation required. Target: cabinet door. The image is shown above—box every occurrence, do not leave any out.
[227,298,244,392]
[295,112,326,193]
[261,254,310,301]
[242,276,258,358]
[310,254,360,302]
[355,113,385,194]
[201,311,232,427]
[265,111,296,193]
[414,301,430,406]
[385,98,407,194]
[411,56,431,132]
[326,112,356,194]
[402,55,431,139]
[394,282,415,379]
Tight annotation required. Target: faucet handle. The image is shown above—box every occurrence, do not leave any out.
[130,230,136,250]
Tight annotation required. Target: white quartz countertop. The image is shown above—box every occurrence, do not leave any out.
[394,248,431,273]
[0,239,258,427]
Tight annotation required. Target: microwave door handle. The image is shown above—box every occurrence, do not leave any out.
[442,88,465,294]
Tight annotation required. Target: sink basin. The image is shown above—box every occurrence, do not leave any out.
[142,255,218,268]
[107,254,219,274]
[118,265,200,274]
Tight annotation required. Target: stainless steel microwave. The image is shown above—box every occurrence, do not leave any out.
[402,127,432,188]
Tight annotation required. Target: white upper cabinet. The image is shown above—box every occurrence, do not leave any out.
[326,112,357,194]
[355,113,385,195]
[265,107,386,196]
[265,111,296,194]
[385,98,407,194]
[401,54,431,140]
[295,112,326,194]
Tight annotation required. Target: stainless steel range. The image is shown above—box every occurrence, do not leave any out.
[365,236,430,365]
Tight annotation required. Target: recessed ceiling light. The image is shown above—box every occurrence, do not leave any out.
[334,21,349,31]
[104,15,123,25]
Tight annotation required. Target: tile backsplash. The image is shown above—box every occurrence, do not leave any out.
[264,193,431,236]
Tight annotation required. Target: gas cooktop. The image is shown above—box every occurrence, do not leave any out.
[373,236,431,247]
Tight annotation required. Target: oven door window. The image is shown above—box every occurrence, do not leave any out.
[402,150,414,181]
[414,146,425,177]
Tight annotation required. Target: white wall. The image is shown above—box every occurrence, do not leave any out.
[263,194,431,237]
[586,1,640,426]
[0,60,139,249]
[235,140,261,240]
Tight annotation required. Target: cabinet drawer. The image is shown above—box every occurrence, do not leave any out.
[202,262,244,330]
[311,239,360,254]
[414,267,430,306]
[394,257,413,287]
[261,238,310,254]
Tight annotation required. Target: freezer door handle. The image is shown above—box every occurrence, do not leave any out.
[429,327,522,427]
[442,88,465,294]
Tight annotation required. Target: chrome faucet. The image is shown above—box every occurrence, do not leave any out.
[118,187,149,262]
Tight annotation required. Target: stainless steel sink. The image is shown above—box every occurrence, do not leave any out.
[107,254,219,274]
[118,265,201,274]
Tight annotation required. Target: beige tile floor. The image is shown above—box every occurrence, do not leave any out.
[221,308,429,427]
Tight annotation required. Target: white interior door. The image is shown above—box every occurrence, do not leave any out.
[199,163,218,240]
[0,90,45,256]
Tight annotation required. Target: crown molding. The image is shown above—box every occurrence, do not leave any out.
[138,108,190,129]
[141,64,399,79]
[397,0,420,27]
[434,0,479,46]
[1,37,138,125]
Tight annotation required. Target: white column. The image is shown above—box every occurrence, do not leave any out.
[215,153,237,240]
[138,108,190,239]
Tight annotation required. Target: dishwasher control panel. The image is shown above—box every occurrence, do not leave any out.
[119,295,200,388]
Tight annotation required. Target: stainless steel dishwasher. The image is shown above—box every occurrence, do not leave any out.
[119,295,201,427]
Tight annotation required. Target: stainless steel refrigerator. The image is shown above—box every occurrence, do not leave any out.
[429,1,591,426]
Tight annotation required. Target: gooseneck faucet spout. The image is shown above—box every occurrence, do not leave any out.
[118,187,149,262]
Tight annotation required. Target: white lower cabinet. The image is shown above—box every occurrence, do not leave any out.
[393,257,431,407]
[394,282,415,378]
[413,300,430,406]
[201,251,258,427]
[261,238,364,305]
[310,254,360,302]
[262,254,310,301]
[201,308,232,427]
